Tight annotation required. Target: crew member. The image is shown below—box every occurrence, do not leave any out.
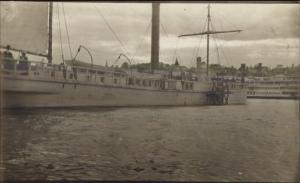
[3,45,15,70]
[3,45,14,63]
[18,51,30,71]
[19,51,28,64]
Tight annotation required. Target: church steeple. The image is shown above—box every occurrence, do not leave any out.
[175,57,179,66]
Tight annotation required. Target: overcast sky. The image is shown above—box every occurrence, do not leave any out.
[49,2,299,68]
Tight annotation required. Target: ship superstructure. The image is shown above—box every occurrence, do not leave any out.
[0,2,247,108]
[246,76,300,99]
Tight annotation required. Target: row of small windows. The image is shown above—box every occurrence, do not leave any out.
[96,75,194,90]
[247,91,255,95]
[248,91,281,95]
[46,70,194,90]
[249,86,299,90]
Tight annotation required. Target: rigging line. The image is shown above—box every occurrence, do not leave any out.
[57,3,65,63]
[93,5,133,61]
[215,36,231,66]
[61,2,73,59]
[160,22,173,63]
[212,36,221,65]
[188,5,209,64]
[171,37,179,63]
[192,34,204,65]
[188,18,207,67]
[209,21,221,65]
[173,37,184,64]
[213,15,242,66]
[214,8,238,31]
[194,18,208,62]
[210,21,231,66]
[132,18,152,64]
[214,10,242,40]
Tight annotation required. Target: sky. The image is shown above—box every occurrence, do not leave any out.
[6,2,300,68]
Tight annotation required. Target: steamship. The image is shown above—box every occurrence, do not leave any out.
[246,75,300,99]
[0,2,246,108]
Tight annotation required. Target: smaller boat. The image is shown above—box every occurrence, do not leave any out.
[246,75,300,99]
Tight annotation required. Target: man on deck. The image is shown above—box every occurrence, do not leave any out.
[3,45,15,70]
[3,45,14,62]
[19,52,28,64]
[18,51,30,71]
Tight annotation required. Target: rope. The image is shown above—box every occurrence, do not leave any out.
[210,21,222,65]
[211,19,238,66]
[57,3,65,63]
[208,5,243,67]
[213,36,221,65]
[93,5,133,61]
[214,8,239,32]
[131,18,152,64]
[171,38,180,64]
[193,18,208,64]
[160,22,172,63]
[61,3,73,59]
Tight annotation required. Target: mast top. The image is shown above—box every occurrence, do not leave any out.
[178,4,242,77]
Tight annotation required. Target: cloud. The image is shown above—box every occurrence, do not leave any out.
[3,2,299,68]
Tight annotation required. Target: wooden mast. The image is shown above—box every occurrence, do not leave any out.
[151,3,160,73]
[206,4,210,77]
[179,4,242,77]
[48,2,53,64]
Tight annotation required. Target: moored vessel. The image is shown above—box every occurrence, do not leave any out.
[0,2,247,108]
[246,75,300,99]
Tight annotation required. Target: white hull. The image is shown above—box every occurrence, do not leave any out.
[246,77,300,100]
[247,95,300,100]
[3,77,247,108]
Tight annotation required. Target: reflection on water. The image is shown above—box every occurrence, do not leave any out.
[3,99,300,181]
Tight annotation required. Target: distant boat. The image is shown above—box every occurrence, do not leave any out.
[0,2,247,108]
[246,75,300,99]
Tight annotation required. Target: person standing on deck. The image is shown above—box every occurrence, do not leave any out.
[3,45,15,70]
[19,52,28,64]
[18,51,30,71]
[3,45,14,62]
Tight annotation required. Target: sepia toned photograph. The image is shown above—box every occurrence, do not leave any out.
[0,1,299,182]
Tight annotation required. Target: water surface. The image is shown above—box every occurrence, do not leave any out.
[3,99,300,182]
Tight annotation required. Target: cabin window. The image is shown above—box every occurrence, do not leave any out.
[143,80,147,87]
[136,79,140,86]
[168,81,176,90]
[89,70,96,74]
[114,78,118,84]
[160,81,165,89]
[156,81,160,88]
[97,71,105,75]
[51,71,55,78]
[128,78,134,85]
[100,77,105,83]
[69,73,73,79]
[78,68,87,73]
[30,66,37,71]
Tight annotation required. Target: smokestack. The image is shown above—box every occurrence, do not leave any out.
[241,63,246,83]
[151,3,160,72]
[48,2,53,64]
[196,57,202,71]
